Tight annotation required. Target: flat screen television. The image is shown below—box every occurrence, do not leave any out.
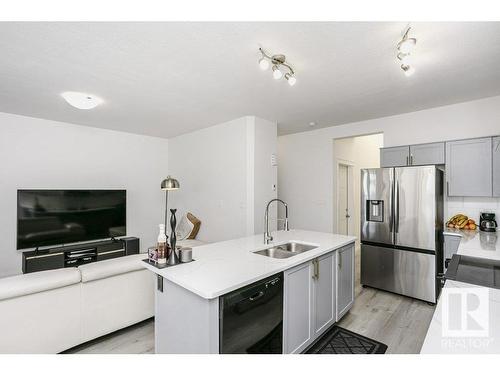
[17,190,126,250]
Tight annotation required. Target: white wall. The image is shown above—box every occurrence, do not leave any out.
[168,116,277,243]
[0,112,169,277]
[278,95,500,234]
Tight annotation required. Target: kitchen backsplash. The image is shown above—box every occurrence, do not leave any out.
[445,196,500,222]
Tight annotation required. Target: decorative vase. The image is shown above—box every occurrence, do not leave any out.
[167,209,180,265]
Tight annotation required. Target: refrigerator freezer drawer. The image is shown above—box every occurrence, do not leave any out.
[361,244,436,303]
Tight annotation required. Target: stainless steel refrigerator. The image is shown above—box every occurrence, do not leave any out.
[360,166,444,303]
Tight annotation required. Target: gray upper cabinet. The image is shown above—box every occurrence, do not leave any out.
[494,137,500,197]
[410,142,445,166]
[380,146,410,167]
[446,137,493,197]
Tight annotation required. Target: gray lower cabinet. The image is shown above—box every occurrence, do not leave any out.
[313,252,336,337]
[284,247,352,354]
[494,136,500,197]
[283,261,313,354]
[410,142,445,166]
[380,146,410,167]
[446,137,493,197]
[336,244,354,320]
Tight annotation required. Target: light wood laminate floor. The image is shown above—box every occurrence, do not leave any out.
[64,318,155,354]
[66,246,435,354]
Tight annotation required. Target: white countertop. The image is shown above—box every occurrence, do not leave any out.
[421,230,500,353]
[142,230,356,299]
[444,229,499,260]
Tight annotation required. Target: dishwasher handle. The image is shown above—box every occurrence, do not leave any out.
[248,291,265,301]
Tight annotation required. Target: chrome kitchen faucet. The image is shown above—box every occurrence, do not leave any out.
[264,199,289,244]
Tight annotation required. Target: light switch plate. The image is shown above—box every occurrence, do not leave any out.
[271,153,277,166]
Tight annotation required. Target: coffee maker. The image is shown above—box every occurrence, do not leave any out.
[479,212,497,232]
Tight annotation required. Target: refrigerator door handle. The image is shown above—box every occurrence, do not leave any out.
[395,180,400,235]
[389,176,394,235]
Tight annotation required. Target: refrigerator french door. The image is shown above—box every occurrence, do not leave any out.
[360,166,443,303]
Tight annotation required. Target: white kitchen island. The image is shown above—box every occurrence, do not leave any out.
[142,230,356,354]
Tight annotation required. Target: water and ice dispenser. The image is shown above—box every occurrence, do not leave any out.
[366,200,384,222]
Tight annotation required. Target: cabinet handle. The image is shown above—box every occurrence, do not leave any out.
[406,155,409,166]
[312,259,319,279]
[339,252,342,269]
[410,154,413,165]
[447,181,450,196]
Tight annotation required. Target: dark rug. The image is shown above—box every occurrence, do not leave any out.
[305,326,387,354]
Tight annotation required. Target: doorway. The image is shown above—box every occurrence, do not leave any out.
[333,133,384,240]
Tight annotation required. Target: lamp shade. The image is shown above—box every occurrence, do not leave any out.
[161,176,180,191]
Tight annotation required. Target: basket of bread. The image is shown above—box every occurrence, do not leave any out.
[446,214,477,230]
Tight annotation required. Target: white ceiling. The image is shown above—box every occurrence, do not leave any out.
[1,22,500,138]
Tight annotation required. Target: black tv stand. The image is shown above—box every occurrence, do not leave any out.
[22,237,139,274]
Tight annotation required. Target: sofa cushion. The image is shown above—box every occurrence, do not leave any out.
[0,268,81,302]
[78,253,148,283]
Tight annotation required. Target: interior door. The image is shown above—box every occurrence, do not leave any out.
[338,164,353,235]
[360,168,394,245]
[394,166,436,251]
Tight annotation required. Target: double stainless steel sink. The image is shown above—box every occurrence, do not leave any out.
[253,242,317,259]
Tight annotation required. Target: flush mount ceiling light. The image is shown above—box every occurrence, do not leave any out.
[258,47,297,86]
[397,27,417,77]
[61,91,104,109]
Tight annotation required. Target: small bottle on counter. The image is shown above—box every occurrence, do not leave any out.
[157,224,167,264]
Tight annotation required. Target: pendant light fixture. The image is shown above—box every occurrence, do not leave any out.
[258,47,297,86]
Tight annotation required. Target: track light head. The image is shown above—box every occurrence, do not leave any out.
[398,37,417,54]
[259,57,270,70]
[401,64,415,77]
[285,73,297,86]
[272,65,283,80]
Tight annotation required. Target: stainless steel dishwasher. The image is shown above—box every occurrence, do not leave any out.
[219,273,283,354]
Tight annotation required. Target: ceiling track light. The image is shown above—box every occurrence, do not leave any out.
[397,27,417,77]
[258,47,297,86]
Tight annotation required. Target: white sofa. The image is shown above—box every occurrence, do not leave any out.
[0,254,154,354]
